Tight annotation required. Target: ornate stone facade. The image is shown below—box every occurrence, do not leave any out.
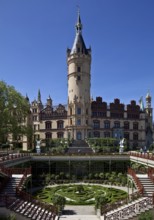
[29,13,153,149]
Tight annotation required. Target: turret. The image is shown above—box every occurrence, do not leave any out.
[46,95,52,107]
[145,91,153,147]
[146,91,151,109]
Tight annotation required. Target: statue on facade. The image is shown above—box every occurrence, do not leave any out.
[36,139,42,153]
[119,138,125,153]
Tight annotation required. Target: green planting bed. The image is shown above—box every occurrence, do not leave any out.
[33,184,127,205]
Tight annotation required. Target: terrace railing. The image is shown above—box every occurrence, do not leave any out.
[128,168,144,195]
[103,196,153,220]
[130,151,154,161]
[148,167,154,184]
[0,153,31,163]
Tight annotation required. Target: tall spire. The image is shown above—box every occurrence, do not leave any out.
[70,11,90,55]
[38,89,41,103]
[76,9,82,33]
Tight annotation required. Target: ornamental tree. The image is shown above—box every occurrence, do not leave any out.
[0,81,32,146]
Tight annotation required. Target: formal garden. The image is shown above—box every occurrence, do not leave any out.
[33,184,127,211]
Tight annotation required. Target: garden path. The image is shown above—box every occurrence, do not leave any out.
[60,205,99,220]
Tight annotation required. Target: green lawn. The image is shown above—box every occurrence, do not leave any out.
[33,184,127,205]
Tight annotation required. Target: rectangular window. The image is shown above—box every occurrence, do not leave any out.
[33,116,37,121]
[70,118,72,125]
[133,123,138,130]
[93,121,100,129]
[77,108,81,115]
[77,66,81,72]
[104,132,110,138]
[114,122,120,128]
[46,133,52,139]
[70,108,72,115]
[77,119,81,125]
[57,133,64,138]
[57,121,64,129]
[104,121,110,129]
[94,131,100,138]
[124,122,129,130]
[33,108,37,113]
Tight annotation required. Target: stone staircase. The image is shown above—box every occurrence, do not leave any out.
[137,174,154,196]
[0,174,23,197]
[68,140,93,154]
[7,198,57,220]
[0,174,57,219]
[103,174,154,220]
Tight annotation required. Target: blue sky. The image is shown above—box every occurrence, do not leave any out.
[0,0,154,108]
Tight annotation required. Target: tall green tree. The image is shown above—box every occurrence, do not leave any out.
[0,81,32,145]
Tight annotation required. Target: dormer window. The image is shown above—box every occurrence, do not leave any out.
[77,47,80,53]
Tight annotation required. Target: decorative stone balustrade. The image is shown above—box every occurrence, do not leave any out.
[104,197,153,220]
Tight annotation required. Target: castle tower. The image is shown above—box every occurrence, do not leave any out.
[67,12,92,140]
[145,91,153,147]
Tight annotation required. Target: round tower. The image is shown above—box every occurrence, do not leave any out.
[67,12,92,140]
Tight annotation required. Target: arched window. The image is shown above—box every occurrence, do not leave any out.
[124,122,129,129]
[57,132,64,138]
[57,120,64,129]
[94,131,100,138]
[104,132,110,138]
[45,121,51,129]
[93,120,100,129]
[46,132,52,139]
[104,121,110,129]
[114,121,120,128]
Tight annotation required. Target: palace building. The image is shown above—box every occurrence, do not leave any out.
[29,13,153,150]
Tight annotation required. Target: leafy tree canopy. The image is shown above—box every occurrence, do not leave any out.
[0,81,31,144]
